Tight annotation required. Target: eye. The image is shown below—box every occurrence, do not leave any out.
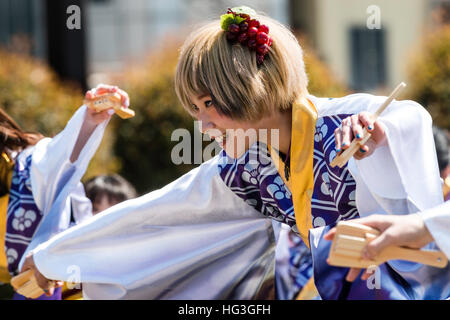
[191,104,199,112]
[204,100,213,108]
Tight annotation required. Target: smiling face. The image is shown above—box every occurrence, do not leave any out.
[191,94,259,158]
[190,93,293,159]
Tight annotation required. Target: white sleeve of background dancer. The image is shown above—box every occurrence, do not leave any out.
[31,158,273,299]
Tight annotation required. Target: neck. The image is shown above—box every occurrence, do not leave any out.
[258,109,292,155]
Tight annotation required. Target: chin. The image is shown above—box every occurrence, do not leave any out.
[223,142,249,159]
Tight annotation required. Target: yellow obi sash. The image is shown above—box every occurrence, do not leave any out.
[0,152,14,283]
[269,98,318,247]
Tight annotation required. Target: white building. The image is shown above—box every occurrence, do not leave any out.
[292,0,449,91]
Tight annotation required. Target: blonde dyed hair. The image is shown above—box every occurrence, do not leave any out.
[175,14,309,121]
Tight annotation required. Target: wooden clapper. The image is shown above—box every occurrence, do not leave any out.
[328,221,448,269]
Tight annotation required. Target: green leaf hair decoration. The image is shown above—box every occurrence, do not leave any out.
[220,6,257,31]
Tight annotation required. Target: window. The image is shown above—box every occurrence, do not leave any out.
[349,27,387,91]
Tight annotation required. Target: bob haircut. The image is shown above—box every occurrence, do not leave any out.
[175,14,309,121]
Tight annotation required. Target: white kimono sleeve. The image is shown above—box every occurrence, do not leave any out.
[310,94,449,299]
[417,202,450,259]
[31,157,276,300]
[353,96,443,214]
[30,105,107,220]
[18,105,108,270]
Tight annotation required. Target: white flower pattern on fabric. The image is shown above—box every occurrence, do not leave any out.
[6,248,18,265]
[320,172,333,197]
[12,208,37,231]
[313,216,326,228]
[267,176,292,200]
[329,150,337,164]
[348,190,356,207]
[314,118,328,142]
[241,161,262,185]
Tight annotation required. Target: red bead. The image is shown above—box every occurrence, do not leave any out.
[228,24,240,34]
[238,32,248,44]
[256,32,269,45]
[247,39,257,49]
[257,44,269,55]
[267,37,272,47]
[249,19,260,29]
[226,32,237,41]
[256,54,265,65]
[247,27,258,38]
[259,25,269,34]
[239,21,249,33]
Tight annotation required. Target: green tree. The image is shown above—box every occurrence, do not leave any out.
[112,45,198,194]
[407,25,450,130]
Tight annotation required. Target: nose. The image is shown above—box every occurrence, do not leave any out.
[197,113,215,134]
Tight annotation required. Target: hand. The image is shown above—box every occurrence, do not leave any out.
[324,214,434,282]
[70,84,130,163]
[334,112,387,160]
[21,254,64,297]
[84,84,130,125]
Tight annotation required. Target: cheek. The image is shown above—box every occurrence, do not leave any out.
[223,130,258,159]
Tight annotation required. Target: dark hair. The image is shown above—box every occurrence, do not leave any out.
[0,107,44,196]
[433,125,450,172]
[84,174,137,205]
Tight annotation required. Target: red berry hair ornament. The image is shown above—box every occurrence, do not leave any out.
[220,6,272,65]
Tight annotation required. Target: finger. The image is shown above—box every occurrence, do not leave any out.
[324,228,336,241]
[361,269,372,281]
[351,115,364,141]
[364,232,393,259]
[85,90,95,100]
[95,85,118,96]
[34,272,53,294]
[346,268,362,282]
[334,128,342,153]
[116,88,130,108]
[341,119,353,149]
[350,215,393,233]
[353,144,370,160]
[21,255,34,273]
[358,112,374,132]
[44,283,55,296]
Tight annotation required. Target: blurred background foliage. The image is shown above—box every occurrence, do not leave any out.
[0,47,119,179]
[109,43,198,193]
[406,25,450,130]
